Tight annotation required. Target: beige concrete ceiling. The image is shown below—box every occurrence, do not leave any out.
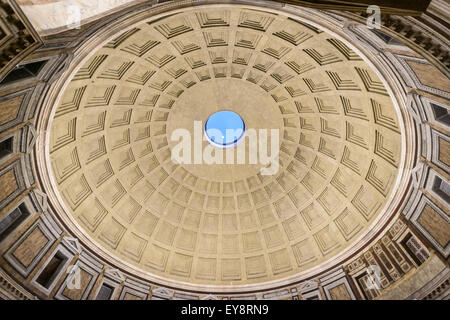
[49,7,403,287]
[17,0,144,34]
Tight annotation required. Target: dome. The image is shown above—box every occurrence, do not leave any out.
[0,0,448,301]
[49,7,403,290]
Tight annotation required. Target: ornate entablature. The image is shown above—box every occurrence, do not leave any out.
[0,0,448,300]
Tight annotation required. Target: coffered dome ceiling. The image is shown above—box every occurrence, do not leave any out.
[48,7,404,289]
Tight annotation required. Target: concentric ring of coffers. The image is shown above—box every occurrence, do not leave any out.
[49,6,403,288]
